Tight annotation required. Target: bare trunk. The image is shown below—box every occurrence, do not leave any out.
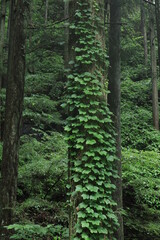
[0,0,26,236]
[64,0,69,69]
[0,0,6,140]
[150,7,159,130]
[45,0,49,24]
[68,2,76,238]
[141,0,148,66]
[108,0,124,239]
[155,0,160,74]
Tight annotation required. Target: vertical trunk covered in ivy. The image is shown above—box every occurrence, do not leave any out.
[149,7,159,130]
[108,0,124,239]
[0,0,6,140]
[0,0,26,234]
[155,0,160,71]
[67,0,118,239]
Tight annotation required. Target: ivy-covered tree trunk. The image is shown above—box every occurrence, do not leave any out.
[0,0,26,235]
[0,0,6,141]
[149,7,159,130]
[67,0,118,239]
[108,0,124,239]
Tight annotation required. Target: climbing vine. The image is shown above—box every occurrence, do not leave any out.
[65,1,118,239]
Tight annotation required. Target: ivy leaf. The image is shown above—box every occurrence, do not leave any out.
[76,185,83,192]
[81,221,89,228]
[78,211,86,218]
[82,193,90,199]
[86,139,96,145]
[85,152,95,157]
[86,184,98,192]
[86,207,94,214]
[77,138,85,143]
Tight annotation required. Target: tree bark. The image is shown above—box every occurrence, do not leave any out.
[64,0,69,70]
[0,0,26,236]
[149,6,159,130]
[140,0,148,66]
[0,0,6,140]
[108,0,124,239]
[45,0,49,24]
[155,0,160,73]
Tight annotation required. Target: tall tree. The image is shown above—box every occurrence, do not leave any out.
[45,0,49,24]
[149,6,159,130]
[0,0,6,140]
[67,0,118,239]
[0,0,26,235]
[140,0,148,66]
[155,0,160,72]
[108,0,124,239]
[64,0,69,70]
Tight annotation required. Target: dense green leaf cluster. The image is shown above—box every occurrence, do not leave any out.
[6,223,68,240]
[66,1,118,239]
[123,149,160,239]
[121,79,160,151]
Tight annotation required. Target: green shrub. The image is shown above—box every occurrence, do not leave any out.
[121,79,160,151]
[6,223,68,240]
[123,149,160,239]
[18,131,68,201]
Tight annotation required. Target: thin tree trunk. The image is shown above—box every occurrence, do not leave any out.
[150,7,159,130]
[106,0,110,24]
[45,0,49,24]
[0,0,26,236]
[141,0,148,66]
[155,0,160,74]
[108,0,124,239]
[0,0,6,140]
[64,0,69,70]
[68,2,76,238]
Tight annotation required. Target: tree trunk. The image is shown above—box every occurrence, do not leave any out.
[0,0,6,141]
[67,1,118,239]
[108,0,124,239]
[0,0,26,236]
[64,0,69,70]
[150,7,159,130]
[140,0,148,66]
[45,0,49,24]
[155,0,160,74]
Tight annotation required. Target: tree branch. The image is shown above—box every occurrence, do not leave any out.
[143,0,155,6]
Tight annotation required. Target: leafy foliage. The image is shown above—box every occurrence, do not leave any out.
[6,223,68,240]
[123,149,160,239]
[18,131,67,201]
[121,78,160,151]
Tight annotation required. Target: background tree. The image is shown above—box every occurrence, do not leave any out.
[0,0,6,140]
[155,0,160,73]
[149,6,159,130]
[108,0,124,239]
[140,0,148,66]
[0,0,26,234]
